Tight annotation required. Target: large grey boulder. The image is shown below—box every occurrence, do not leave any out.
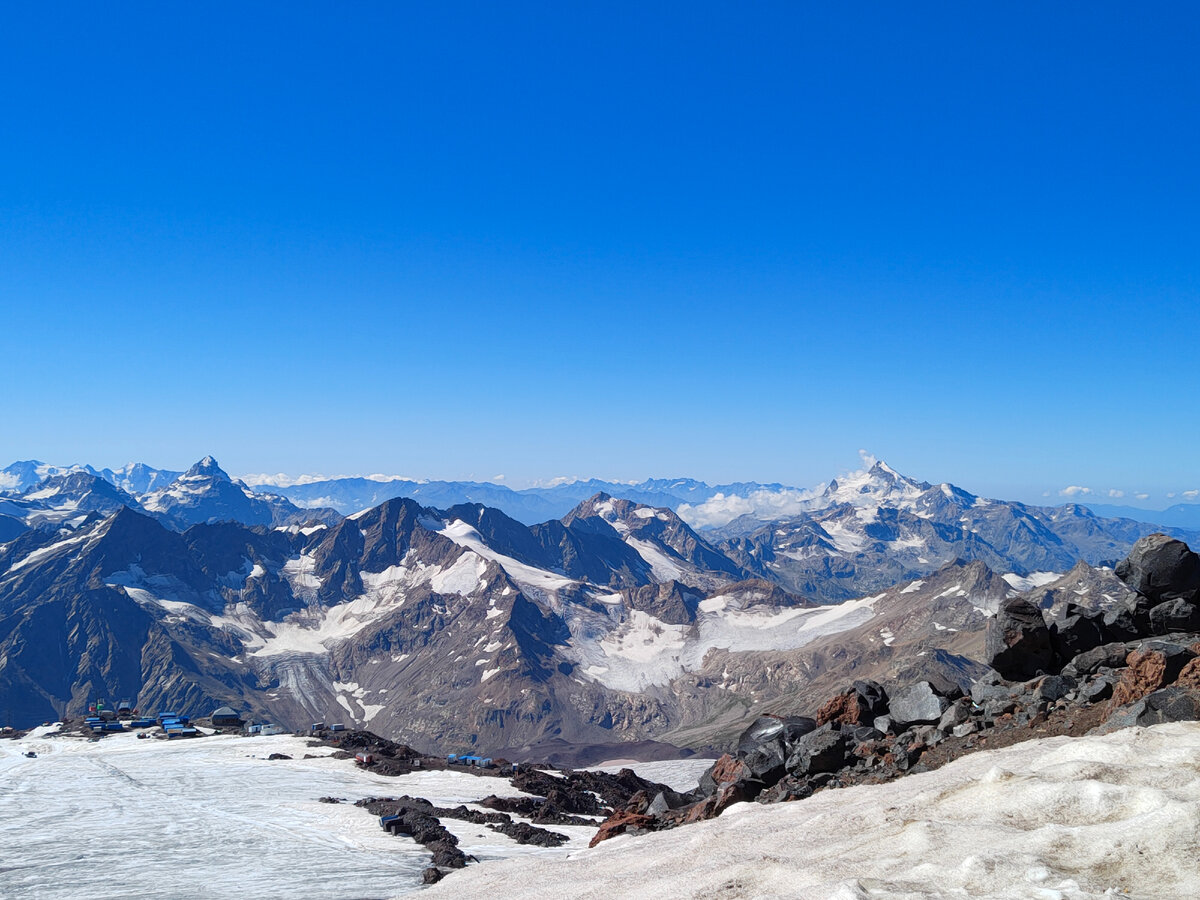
[888,681,950,727]
[1115,534,1200,603]
[986,598,1054,680]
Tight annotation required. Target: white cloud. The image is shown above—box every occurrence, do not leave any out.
[1168,492,1177,499]
[677,488,817,529]
[1184,490,1200,500]
[857,449,878,468]
[1136,493,1150,500]
[239,472,412,487]
[1059,485,1092,497]
[1108,489,1125,499]
[240,472,324,488]
[492,474,506,482]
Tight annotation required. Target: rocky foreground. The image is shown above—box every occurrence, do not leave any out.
[420,721,1200,900]
[582,532,1200,845]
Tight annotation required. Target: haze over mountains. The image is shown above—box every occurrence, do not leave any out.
[2,454,1197,755]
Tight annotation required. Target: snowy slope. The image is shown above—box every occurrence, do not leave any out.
[423,723,1200,900]
[0,729,597,899]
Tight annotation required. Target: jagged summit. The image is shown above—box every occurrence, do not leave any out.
[183,455,230,481]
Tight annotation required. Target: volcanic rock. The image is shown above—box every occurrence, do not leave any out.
[1148,598,1200,635]
[1115,533,1200,603]
[986,598,1054,680]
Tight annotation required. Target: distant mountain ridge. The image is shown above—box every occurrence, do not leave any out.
[4,453,1200,753]
[0,456,337,533]
[251,474,795,525]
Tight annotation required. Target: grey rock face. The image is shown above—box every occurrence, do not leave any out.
[888,681,950,727]
[1115,533,1200,603]
[986,598,1054,680]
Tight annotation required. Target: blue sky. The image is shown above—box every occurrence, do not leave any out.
[2,3,1197,506]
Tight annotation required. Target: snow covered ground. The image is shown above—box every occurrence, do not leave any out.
[422,723,1200,900]
[0,729,595,899]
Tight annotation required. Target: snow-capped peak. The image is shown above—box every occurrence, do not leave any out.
[823,460,928,508]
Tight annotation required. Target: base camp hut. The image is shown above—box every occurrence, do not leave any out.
[211,706,241,727]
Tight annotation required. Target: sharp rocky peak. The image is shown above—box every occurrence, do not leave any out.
[183,456,231,481]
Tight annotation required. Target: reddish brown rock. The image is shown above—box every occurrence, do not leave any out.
[816,690,867,727]
[1177,658,1200,691]
[707,753,753,787]
[588,810,658,847]
[1111,649,1170,707]
[683,795,718,824]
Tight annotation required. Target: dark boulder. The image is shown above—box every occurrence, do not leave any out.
[1115,534,1200,603]
[779,716,819,750]
[784,724,848,776]
[986,598,1055,680]
[1027,674,1075,705]
[645,789,692,816]
[888,681,950,727]
[937,700,971,732]
[1102,605,1146,642]
[1048,605,1106,663]
[735,715,786,757]
[1148,598,1200,636]
[740,741,787,785]
[422,867,444,885]
[1079,675,1116,704]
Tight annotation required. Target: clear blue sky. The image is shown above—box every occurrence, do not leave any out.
[2,3,1197,505]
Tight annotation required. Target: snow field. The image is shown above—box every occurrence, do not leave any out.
[0,731,593,900]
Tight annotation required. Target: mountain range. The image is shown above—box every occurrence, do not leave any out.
[2,455,1197,754]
